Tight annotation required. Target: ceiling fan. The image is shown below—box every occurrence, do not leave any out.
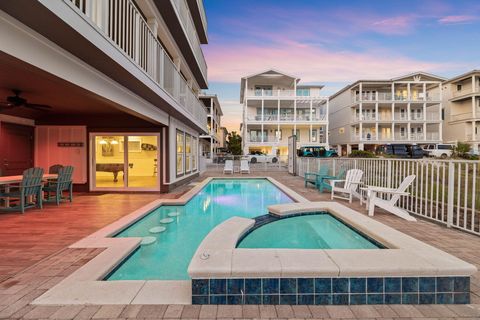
[0,89,52,111]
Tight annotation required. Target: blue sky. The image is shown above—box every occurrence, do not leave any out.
[202,0,480,131]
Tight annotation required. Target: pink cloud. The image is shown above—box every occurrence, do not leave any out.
[204,42,455,84]
[371,16,415,35]
[438,15,477,24]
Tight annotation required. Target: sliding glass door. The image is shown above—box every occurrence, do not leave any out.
[91,133,160,191]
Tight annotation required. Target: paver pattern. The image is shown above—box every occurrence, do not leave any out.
[0,170,479,319]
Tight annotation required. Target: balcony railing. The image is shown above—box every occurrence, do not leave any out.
[172,0,208,79]
[245,89,327,99]
[354,92,441,102]
[66,0,207,131]
[450,112,478,122]
[466,133,480,141]
[246,114,327,122]
[452,86,480,98]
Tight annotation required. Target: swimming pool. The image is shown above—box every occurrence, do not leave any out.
[237,213,382,249]
[107,179,293,280]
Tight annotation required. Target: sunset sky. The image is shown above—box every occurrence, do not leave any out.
[202,0,480,132]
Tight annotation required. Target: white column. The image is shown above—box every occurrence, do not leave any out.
[375,123,379,141]
[347,144,352,154]
[422,83,426,101]
[326,99,330,145]
[359,84,363,141]
[261,99,264,143]
[392,123,395,141]
[423,102,427,121]
[277,98,280,143]
[309,99,313,142]
[423,122,427,141]
[407,83,411,100]
[375,102,379,121]
[391,83,395,101]
[358,143,364,151]
[473,96,476,118]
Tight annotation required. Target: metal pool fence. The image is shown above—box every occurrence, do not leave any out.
[297,157,480,236]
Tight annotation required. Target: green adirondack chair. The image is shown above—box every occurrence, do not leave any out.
[43,166,74,205]
[304,165,329,188]
[318,167,346,193]
[0,167,44,213]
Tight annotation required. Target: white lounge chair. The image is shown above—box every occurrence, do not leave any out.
[223,160,233,174]
[365,175,416,221]
[240,160,250,174]
[330,169,363,203]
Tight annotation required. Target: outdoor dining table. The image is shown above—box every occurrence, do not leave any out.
[0,174,58,207]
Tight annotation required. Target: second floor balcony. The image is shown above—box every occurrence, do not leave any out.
[246,113,327,122]
[64,0,208,131]
[245,89,327,99]
[352,111,440,122]
[354,91,441,103]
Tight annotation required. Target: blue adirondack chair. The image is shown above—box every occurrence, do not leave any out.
[304,165,330,188]
[43,166,74,205]
[318,167,346,193]
[0,167,44,213]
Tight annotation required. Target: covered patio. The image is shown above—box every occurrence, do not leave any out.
[0,171,479,319]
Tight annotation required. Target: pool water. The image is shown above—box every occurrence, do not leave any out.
[237,214,381,249]
[107,179,293,280]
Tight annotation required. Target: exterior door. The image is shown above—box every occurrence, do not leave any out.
[0,123,34,175]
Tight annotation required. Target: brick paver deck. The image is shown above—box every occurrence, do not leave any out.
[0,171,479,319]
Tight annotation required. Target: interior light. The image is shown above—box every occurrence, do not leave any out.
[110,139,119,145]
[99,139,107,145]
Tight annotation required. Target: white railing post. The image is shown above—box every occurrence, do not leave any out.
[447,161,455,228]
[387,160,392,188]
[307,158,310,174]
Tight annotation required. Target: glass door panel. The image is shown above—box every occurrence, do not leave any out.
[126,136,159,188]
[94,136,125,188]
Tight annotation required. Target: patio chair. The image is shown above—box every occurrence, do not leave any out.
[330,169,363,203]
[43,166,74,205]
[304,165,329,188]
[240,160,250,174]
[365,175,416,221]
[223,160,233,174]
[318,167,346,193]
[0,167,44,213]
[49,164,63,174]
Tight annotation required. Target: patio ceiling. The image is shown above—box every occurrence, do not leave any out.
[0,53,154,123]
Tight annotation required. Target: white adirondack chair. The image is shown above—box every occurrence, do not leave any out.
[223,160,233,174]
[240,160,250,174]
[330,169,363,203]
[365,175,416,221]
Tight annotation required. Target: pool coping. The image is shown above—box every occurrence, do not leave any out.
[188,202,477,279]
[32,177,308,305]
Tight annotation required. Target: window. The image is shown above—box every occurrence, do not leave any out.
[457,84,462,91]
[192,137,197,170]
[311,129,317,142]
[176,131,184,176]
[185,134,192,173]
[275,129,282,141]
[296,88,310,96]
[255,85,272,96]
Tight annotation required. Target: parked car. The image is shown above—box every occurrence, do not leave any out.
[422,144,455,158]
[297,146,338,158]
[244,151,278,163]
[376,144,424,159]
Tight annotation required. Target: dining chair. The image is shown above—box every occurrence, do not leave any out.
[43,166,74,205]
[0,167,44,213]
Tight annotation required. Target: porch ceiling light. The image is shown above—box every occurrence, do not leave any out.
[110,139,119,145]
[99,139,108,145]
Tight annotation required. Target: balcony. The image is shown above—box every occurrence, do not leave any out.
[246,114,327,122]
[66,0,207,131]
[354,92,441,102]
[466,133,480,141]
[452,86,480,98]
[245,89,327,99]
[171,0,208,80]
[450,112,480,122]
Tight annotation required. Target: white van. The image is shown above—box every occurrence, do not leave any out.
[423,144,455,158]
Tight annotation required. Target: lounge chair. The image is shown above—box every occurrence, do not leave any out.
[240,160,250,174]
[365,175,416,221]
[223,160,233,174]
[49,164,63,174]
[330,169,363,203]
[43,166,74,205]
[304,165,329,188]
[0,167,44,213]
[318,168,346,193]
